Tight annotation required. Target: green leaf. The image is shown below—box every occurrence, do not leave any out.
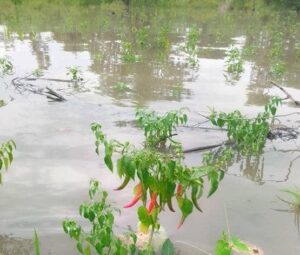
[217,118,225,127]
[215,239,231,255]
[161,239,175,255]
[180,198,193,217]
[138,206,152,227]
[34,230,40,255]
[104,155,113,172]
[231,237,249,252]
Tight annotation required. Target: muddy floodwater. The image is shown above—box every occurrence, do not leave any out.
[0,1,300,254]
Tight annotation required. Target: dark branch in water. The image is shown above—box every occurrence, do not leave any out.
[11,76,67,102]
[184,141,234,153]
[271,81,300,107]
[45,87,66,102]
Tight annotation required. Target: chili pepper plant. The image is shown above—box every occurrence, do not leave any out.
[90,109,234,252]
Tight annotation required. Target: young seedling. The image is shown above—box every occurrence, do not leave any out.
[215,232,250,255]
[225,46,244,77]
[121,41,139,63]
[0,57,13,76]
[66,66,83,82]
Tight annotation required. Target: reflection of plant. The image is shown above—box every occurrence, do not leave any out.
[114,82,130,92]
[66,66,82,81]
[278,187,300,231]
[156,25,170,50]
[242,45,256,57]
[215,232,250,255]
[270,61,286,77]
[63,179,140,254]
[295,42,300,57]
[32,68,43,77]
[135,108,188,148]
[210,97,281,155]
[0,140,16,183]
[0,100,5,108]
[0,57,13,76]
[225,46,244,75]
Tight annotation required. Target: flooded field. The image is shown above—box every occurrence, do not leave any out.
[0,1,300,254]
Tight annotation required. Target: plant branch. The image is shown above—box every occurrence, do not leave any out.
[271,81,300,107]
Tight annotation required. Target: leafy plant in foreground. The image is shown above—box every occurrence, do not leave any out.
[215,232,249,255]
[63,179,138,255]
[0,140,16,183]
[91,121,234,251]
[210,97,281,155]
[135,108,188,149]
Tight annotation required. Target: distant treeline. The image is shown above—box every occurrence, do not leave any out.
[7,0,300,13]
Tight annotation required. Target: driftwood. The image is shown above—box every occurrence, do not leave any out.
[271,81,300,106]
[11,76,67,102]
[45,87,66,102]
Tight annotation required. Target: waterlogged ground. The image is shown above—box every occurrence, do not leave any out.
[0,1,300,254]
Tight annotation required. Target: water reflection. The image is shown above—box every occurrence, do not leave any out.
[0,2,299,107]
[213,149,300,185]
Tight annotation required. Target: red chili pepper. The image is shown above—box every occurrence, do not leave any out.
[123,183,142,209]
[176,184,183,197]
[147,192,157,213]
[123,193,142,208]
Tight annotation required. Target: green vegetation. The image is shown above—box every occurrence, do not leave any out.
[135,108,187,148]
[184,27,200,66]
[90,107,234,253]
[32,68,43,77]
[279,187,300,230]
[0,57,13,76]
[0,140,16,183]
[66,66,83,81]
[34,230,40,255]
[215,232,250,255]
[210,97,281,155]
[63,179,141,254]
[114,82,130,92]
[225,46,244,76]
[135,26,150,48]
[121,41,139,63]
